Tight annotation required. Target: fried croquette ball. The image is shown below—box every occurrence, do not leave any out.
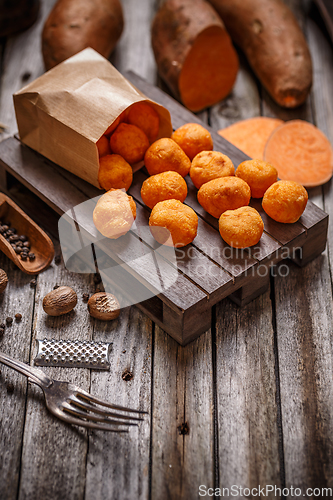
[93,189,136,239]
[128,102,160,143]
[236,159,278,198]
[98,154,133,191]
[262,180,308,223]
[97,135,111,157]
[141,171,187,209]
[144,138,191,177]
[171,123,213,160]
[197,176,251,218]
[219,206,264,248]
[190,151,235,189]
[149,199,198,247]
[110,123,149,164]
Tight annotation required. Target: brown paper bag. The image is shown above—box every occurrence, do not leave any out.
[13,48,173,189]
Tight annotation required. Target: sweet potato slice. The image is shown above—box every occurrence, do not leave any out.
[151,0,238,112]
[264,120,333,187]
[208,0,312,108]
[218,117,283,160]
[42,0,124,70]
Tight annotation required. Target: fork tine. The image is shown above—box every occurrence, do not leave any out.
[62,402,138,427]
[57,411,129,432]
[76,390,148,414]
[68,396,144,422]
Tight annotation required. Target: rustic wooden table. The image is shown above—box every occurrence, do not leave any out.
[0,1,333,499]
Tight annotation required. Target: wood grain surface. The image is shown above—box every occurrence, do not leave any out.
[0,0,333,499]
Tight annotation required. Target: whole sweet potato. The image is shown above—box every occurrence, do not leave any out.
[151,0,239,112]
[208,0,312,108]
[42,0,124,70]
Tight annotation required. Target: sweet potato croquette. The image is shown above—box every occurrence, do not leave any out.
[93,189,136,239]
[171,123,213,160]
[144,138,191,177]
[98,154,133,191]
[141,171,187,209]
[110,123,149,164]
[128,102,160,143]
[97,135,111,157]
[236,159,278,198]
[197,176,251,218]
[149,199,198,247]
[262,180,308,223]
[219,206,264,248]
[190,151,235,189]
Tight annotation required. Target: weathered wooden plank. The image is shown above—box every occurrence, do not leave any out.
[0,0,56,141]
[150,326,214,500]
[85,305,153,500]
[0,252,36,500]
[262,0,333,496]
[215,292,282,495]
[17,243,92,500]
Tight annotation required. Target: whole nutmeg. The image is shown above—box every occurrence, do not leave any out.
[88,292,120,320]
[0,269,8,294]
[43,286,77,316]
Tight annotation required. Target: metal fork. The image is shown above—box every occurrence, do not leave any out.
[0,351,146,432]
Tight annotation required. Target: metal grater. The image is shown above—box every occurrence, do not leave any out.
[35,338,111,370]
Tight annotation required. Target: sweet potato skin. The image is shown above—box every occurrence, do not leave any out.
[42,0,124,70]
[151,0,238,111]
[208,0,312,107]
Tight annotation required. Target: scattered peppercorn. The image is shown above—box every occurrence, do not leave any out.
[82,293,89,302]
[0,328,4,336]
[28,252,35,261]
[6,317,13,326]
[0,323,5,329]
[54,255,61,265]
[15,313,22,322]
[53,284,60,290]
[122,368,134,382]
[6,382,14,394]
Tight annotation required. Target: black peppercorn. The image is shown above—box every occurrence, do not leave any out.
[15,313,22,322]
[6,317,13,326]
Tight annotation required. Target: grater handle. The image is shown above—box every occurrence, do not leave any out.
[0,351,53,387]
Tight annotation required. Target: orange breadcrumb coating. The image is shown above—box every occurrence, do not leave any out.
[197,176,251,218]
[144,138,191,177]
[97,135,112,157]
[219,206,264,248]
[141,171,187,209]
[93,189,136,239]
[110,123,149,164]
[128,102,160,143]
[262,180,308,223]
[190,151,235,189]
[149,199,198,247]
[98,154,133,191]
[171,123,213,160]
[236,159,278,198]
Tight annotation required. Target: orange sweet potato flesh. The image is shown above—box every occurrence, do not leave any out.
[42,0,124,70]
[264,120,333,187]
[208,0,312,108]
[218,117,283,160]
[151,0,239,112]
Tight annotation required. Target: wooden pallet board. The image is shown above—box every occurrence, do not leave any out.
[0,74,329,345]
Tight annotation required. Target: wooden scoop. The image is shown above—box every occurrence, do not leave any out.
[0,193,54,274]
